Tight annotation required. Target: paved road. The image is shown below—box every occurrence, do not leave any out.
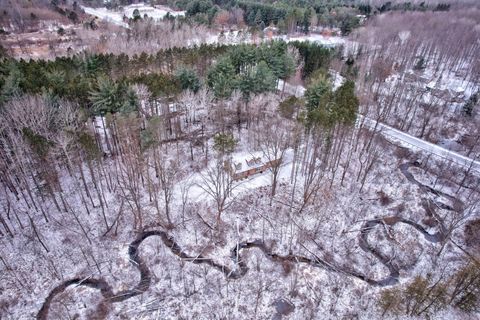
[279,81,480,174]
[359,115,480,174]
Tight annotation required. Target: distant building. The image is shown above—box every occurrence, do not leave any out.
[356,14,367,24]
[318,27,340,37]
[263,26,279,39]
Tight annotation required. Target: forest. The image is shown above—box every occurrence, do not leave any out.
[0,0,479,319]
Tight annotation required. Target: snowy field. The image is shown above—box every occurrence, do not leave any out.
[81,5,345,48]
[81,3,185,27]
[199,30,345,48]
[280,33,345,47]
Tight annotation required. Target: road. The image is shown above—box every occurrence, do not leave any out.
[359,115,480,174]
[279,82,480,174]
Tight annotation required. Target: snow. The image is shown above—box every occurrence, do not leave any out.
[381,59,479,115]
[92,116,112,156]
[277,71,344,98]
[421,65,478,97]
[82,6,128,27]
[279,33,346,48]
[81,4,185,27]
[279,78,480,174]
[277,80,305,97]
[2,119,475,319]
[359,115,480,174]
[121,4,185,20]
[3,5,479,319]
[204,30,346,48]
[330,70,346,90]
[183,149,295,204]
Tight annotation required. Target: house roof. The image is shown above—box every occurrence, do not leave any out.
[229,150,269,174]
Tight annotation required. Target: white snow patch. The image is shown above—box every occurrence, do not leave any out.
[81,4,185,27]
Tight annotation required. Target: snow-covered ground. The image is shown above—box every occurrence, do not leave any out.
[280,74,480,174]
[207,30,346,47]
[277,79,306,97]
[359,115,480,174]
[330,70,346,90]
[185,149,295,204]
[2,104,475,319]
[81,3,185,27]
[278,70,344,98]
[278,33,345,48]
[82,4,346,49]
[279,78,480,174]
[3,5,478,319]
[384,67,479,114]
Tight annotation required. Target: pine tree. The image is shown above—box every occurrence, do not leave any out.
[89,76,119,115]
[252,61,276,94]
[207,57,237,99]
[270,52,296,84]
[302,8,311,34]
[463,92,478,117]
[333,80,358,125]
[277,18,286,33]
[254,10,263,26]
[0,63,23,103]
[213,132,237,155]
[305,75,331,112]
[247,9,256,25]
[175,67,200,93]
[132,8,141,21]
[89,77,138,115]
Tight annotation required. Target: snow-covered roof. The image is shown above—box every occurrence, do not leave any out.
[229,151,272,174]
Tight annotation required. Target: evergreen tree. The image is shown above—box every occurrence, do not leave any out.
[251,61,276,94]
[132,8,141,21]
[333,80,358,125]
[259,21,266,32]
[228,44,256,73]
[339,14,360,35]
[121,85,139,114]
[213,132,237,155]
[44,69,68,99]
[305,74,334,127]
[270,52,296,83]
[254,9,263,26]
[90,76,119,115]
[463,92,478,117]
[302,8,311,34]
[277,18,286,33]
[305,74,330,112]
[89,76,138,115]
[207,57,237,98]
[175,67,200,93]
[239,61,276,99]
[305,77,358,128]
[0,63,23,103]
[247,9,256,25]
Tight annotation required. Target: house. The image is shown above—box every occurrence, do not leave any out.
[225,152,281,181]
[263,26,279,40]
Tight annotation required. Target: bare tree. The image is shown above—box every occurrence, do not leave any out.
[156,149,181,226]
[197,159,239,225]
[256,119,291,200]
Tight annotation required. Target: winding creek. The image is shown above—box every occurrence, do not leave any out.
[36,162,462,319]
